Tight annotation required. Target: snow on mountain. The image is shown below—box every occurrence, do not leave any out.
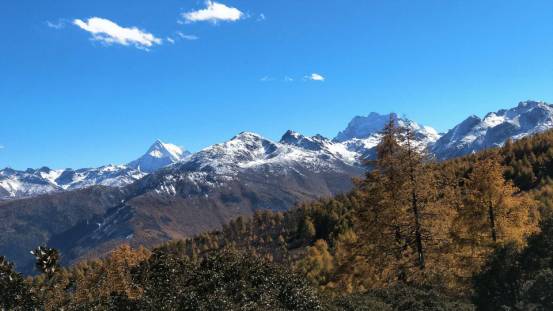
[280,130,357,164]
[0,168,60,199]
[56,165,147,189]
[143,120,443,198]
[335,112,392,142]
[0,140,186,200]
[128,140,190,173]
[4,101,551,200]
[139,131,364,197]
[432,101,553,159]
[0,116,438,200]
[0,165,147,200]
[334,113,441,159]
[185,131,356,175]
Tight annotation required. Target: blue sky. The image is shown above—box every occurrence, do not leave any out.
[1,0,552,169]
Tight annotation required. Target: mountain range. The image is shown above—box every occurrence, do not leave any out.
[3,100,551,201]
[1,100,551,273]
[0,140,188,200]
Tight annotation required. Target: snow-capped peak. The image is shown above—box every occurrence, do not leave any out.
[334,112,440,145]
[334,112,396,142]
[147,139,185,160]
[128,140,190,173]
[331,112,440,159]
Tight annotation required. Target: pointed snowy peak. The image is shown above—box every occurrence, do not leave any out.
[128,140,190,173]
[146,139,187,161]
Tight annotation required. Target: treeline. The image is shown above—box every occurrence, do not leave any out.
[3,123,553,310]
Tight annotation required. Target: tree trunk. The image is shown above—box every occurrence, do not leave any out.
[404,130,425,270]
[412,190,425,270]
[394,225,407,281]
[488,199,497,243]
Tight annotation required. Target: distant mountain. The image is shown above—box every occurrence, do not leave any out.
[432,101,553,159]
[128,139,190,173]
[0,165,145,200]
[0,139,187,200]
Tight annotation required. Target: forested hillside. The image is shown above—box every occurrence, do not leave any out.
[3,123,553,310]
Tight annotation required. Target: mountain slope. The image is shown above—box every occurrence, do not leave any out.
[0,186,126,274]
[0,132,365,273]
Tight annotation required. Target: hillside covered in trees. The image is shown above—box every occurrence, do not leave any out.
[3,122,553,310]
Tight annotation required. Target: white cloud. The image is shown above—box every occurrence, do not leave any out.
[182,1,244,24]
[73,17,162,49]
[46,20,65,29]
[306,73,325,81]
[284,76,294,82]
[257,13,266,21]
[166,37,175,44]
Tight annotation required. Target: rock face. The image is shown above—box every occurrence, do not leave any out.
[432,101,553,159]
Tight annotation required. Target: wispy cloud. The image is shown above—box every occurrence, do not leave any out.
[166,32,199,45]
[73,17,162,50]
[182,1,244,24]
[176,32,199,41]
[46,19,66,29]
[257,13,266,22]
[260,75,324,83]
[306,73,325,81]
[260,76,273,82]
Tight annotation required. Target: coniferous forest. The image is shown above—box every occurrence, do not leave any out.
[3,122,553,310]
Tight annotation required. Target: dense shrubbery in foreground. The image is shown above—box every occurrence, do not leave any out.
[4,125,553,310]
[1,247,477,310]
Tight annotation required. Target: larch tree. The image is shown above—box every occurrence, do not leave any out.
[454,155,539,274]
[352,118,453,288]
